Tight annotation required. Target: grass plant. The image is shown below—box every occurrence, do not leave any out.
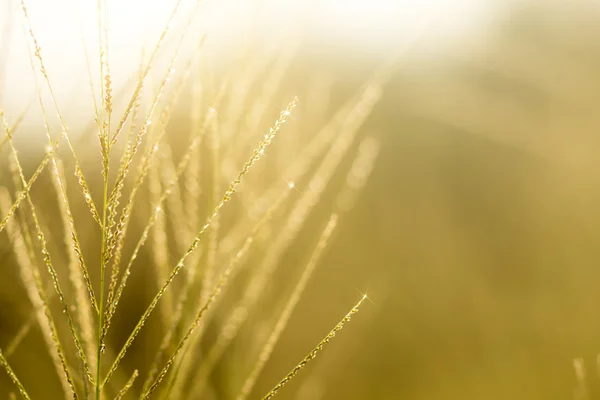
[0,1,384,398]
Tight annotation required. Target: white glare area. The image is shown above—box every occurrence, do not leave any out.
[309,0,492,47]
[0,0,492,134]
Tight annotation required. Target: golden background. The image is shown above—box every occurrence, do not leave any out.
[2,1,600,399]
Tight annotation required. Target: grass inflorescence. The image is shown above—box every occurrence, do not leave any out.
[0,1,385,398]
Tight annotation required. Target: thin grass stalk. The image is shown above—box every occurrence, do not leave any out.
[224,40,297,167]
[50,159,98,368]
[109,0,186,144]
[4,313,34,359]
[0,187,68,388]
[97,0,113,165]
[161,142,194,260]
[155,105,227,397]
[14,21,99,315]
[113,369,138,400]
[50,158,99,312]
[105,80,230,341]
[7,145,93,389]
[101,98,298,387]
[0,113,63,234]
[20,0,102,225]
[103,53,197,338]
[242,41,297,139]
[109,0,209,147]
[96,134,111,400]
[0,99,31,152]
[260,295,367,400]
[140,236,252,399]
[141,191,303,399]
[102,107,212,343]
[3,112,93,387]
[16,9,100,394]
[236,214,338,400]
[144,183,294,397]
[0,349,31,400]
[186,88,377,396]
[103,42,177,277]
[0,189,77,399]
[103,34,207,275]
[96,0,106,157]
[216,83,377,255]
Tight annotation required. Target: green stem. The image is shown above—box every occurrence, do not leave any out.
[96,160,109,400]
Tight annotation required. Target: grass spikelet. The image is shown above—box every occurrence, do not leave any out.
[236,214,339,400]
[109,0,184,144]
[102,108,211,344]
[96,0,111,166]
[0,100,31,152]
[3,104,93,390]
[161,133,200,253]
[50,158,98,367]
[0,349,31,400]
[103,34,205,274]
[102,97,298,387]
[260,295,368,400]
[142,86,230,385]
[0,138,58,234]
[188,91,369,395]
[0,2,389,396]
[114,369,138,400]
[20,0,101,226]
[140,236,249,399]
[0,188,77,399]
[50,158,98,313]
[97,39,206,399]
[103,54,198,331]
[6,142,94,389]
[141,183,295,398]
[166,181,297,396]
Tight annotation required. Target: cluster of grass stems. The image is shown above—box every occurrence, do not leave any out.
[0,0,386,398]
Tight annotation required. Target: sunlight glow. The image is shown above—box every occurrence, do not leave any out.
[0,0,491,127]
